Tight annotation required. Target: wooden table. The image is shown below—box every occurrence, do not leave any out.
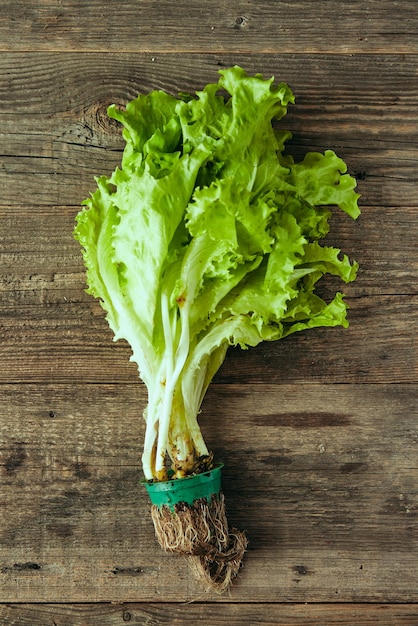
[1,1,417,623]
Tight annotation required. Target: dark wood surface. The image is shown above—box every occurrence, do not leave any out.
[1,1,417,623]
[2,603,418,626]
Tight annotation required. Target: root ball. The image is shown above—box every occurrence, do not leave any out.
[150,493,247,593]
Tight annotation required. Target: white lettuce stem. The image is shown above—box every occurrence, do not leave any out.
[154,296,192,477]
[142,414,157,480]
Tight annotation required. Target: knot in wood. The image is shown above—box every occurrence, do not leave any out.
[93,102,120,135]
[234,15,249,29]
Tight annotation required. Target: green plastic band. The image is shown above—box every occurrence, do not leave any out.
[142,464,223,510]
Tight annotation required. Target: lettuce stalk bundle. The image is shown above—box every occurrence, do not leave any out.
[74,66,360,591]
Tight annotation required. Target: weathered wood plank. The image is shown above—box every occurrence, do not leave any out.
[0,0,417,612]
[0,54,417,207]
[1,200,416,384]
[2,602,418,625]
[0,0,417,54]
[0,292,416,384]
[1,215,417,384]
[1,383,417,602]
[1,204,416,298]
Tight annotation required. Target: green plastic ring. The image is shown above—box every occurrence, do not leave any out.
[142,464,223,510]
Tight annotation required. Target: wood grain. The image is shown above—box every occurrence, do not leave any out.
[0,291,416,384]
[1,204,416,298]
[2,603,418,626]
[1,383,418,602]
[1,199,416,383]
[1,0,417,54]
[1,53,417,207]
[1,0,417,619]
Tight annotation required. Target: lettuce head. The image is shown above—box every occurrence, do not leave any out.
[74,66,360,481]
